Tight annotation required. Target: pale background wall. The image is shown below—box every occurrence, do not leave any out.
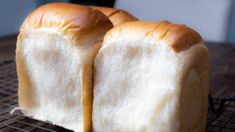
[0,0,67,37]
[0,0,37,37]
[115,0,233,43]
[0,0,234,43]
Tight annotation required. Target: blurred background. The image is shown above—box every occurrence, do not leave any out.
[0,0,235,43]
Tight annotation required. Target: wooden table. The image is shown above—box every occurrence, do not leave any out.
[0,36,235,97]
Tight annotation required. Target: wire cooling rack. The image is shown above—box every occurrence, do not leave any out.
[0,60,72,132]
[0,60,234,132]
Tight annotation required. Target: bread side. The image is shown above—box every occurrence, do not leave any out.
[16,3,112,132]
[93,21,209,131]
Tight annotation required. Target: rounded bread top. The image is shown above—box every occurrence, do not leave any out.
[104,21,203,52]
[20,2,113,42]
[91,6,138,26]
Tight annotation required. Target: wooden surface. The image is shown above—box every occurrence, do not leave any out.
[0,36,234,97]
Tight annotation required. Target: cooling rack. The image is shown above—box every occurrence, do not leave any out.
[0,60,71,132]
[0,60,234,132]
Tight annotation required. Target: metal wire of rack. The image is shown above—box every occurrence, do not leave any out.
[207,96,235,132]
[0,60,234,132]
[0,60,71,132]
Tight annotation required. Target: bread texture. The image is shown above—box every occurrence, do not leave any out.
[16,3,112,132]
[93,21,209,131]
[91,6,138,26]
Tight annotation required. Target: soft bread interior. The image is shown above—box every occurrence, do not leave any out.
[16,3,113,132]
[17,30,84,131]
[93,39,209,131]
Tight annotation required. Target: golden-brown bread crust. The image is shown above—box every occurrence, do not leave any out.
[90,6,138,26]
[104,21,202,52]
[90,6,118,17]
[21,3,113,43]
[162,23,202,52]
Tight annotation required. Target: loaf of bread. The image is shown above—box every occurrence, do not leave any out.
[16,3,112,131]
[16,2,209,131]
[93,21,209,131]
[91,6,137,26]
